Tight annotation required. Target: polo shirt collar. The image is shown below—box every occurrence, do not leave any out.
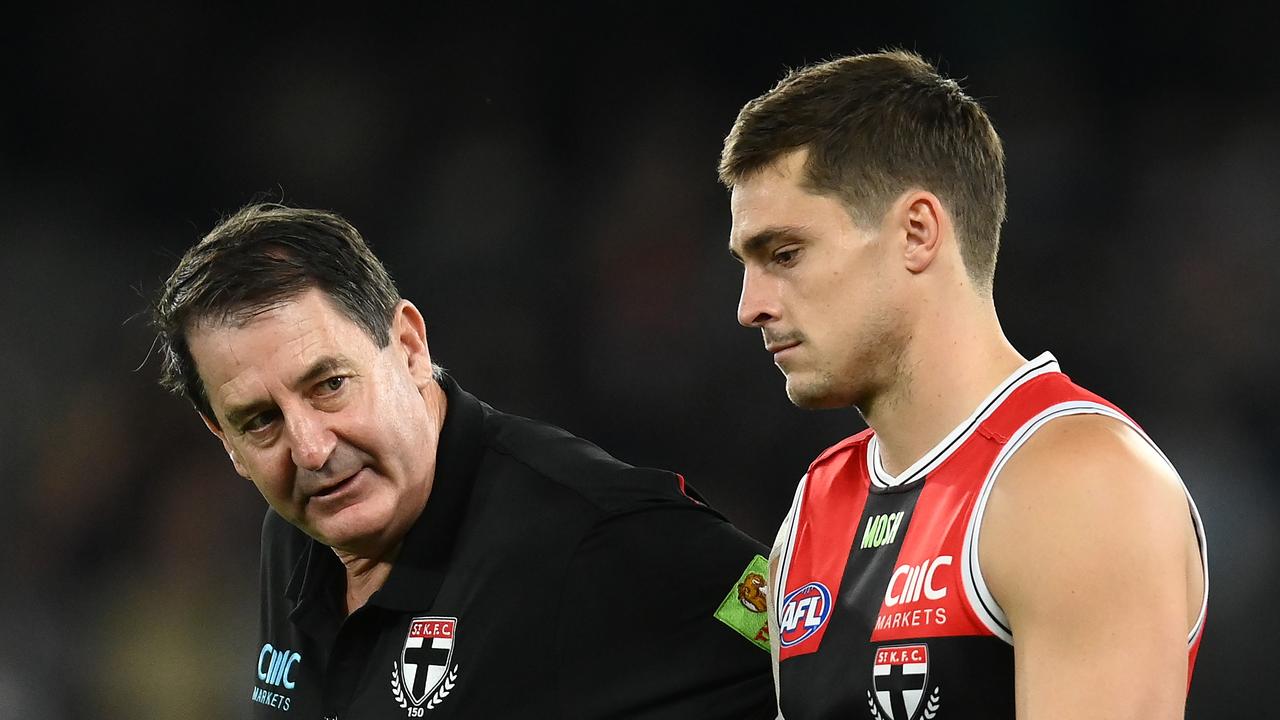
[372,373,485,611]
[285,373,486,625]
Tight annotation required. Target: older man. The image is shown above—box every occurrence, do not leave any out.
[154,203,774,719]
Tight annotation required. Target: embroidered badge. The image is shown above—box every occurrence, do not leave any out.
[867,643,941,720]
[714,554,771,651]
[391,616,461,715]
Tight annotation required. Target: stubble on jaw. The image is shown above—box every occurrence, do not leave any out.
[857,336,915,423]
[783,316,914,416]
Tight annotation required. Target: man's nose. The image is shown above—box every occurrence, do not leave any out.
[286,408,337,472]
[737,268,778,328]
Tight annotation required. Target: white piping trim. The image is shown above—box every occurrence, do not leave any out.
[772,473,808,630]
[961,401,1210,647]
[770,473,808,715]
[868,352,1061,489]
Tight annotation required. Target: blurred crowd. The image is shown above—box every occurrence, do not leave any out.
[2,4,1276,717]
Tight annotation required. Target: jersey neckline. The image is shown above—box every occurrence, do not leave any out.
[866,351,1061,490]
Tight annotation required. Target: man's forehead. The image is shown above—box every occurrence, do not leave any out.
[187,291,364,406]
[729,176,780,248]
[729,159,823,249]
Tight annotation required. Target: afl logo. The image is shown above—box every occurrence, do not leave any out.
[779,582,832,647]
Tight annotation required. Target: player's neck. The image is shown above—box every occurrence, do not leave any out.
[865,300,1023,478]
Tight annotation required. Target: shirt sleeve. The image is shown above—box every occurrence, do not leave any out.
[554,500,777,720]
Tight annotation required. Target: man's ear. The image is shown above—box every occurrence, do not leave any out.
[390,299,436,389]
[897,190,946,275]
[200,411,251,479]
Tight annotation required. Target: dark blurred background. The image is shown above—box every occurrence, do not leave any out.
[2,3,1276,717]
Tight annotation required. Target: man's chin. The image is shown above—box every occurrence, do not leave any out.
[784,377,844,409]
[304,505,387,554]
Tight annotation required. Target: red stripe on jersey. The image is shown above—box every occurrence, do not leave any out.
[1187,612,1205,691]
[871,372,1131,642]
[777,431,873,660]
[868,469,989,642]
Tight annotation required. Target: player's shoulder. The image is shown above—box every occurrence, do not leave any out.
[978,411,1199,629]
[808,427,875,473]
[479,403,696,515]
[989,412,1186,533]
[1006,412,1170,483]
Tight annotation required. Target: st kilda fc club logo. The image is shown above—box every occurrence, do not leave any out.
[391,616,461,715]
[867,644,942,720]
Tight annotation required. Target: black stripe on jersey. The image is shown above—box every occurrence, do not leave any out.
[778,483,925,717]
[871,354,1059,490]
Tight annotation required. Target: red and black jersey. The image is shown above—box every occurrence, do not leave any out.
[767,353,1208,720]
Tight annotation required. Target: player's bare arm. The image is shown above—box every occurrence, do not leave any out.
[980,414,1205,719]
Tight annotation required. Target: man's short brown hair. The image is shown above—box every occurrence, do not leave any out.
[153,203,402,425]
[719,50,1007,294]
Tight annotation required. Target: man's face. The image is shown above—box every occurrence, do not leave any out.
[187,288,441,556]
[729,150,908,409]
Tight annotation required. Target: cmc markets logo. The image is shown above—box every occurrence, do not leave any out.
[884,555,952,607]
[258,644,301,688]
[253,643,301,712]
[778,581,832,647]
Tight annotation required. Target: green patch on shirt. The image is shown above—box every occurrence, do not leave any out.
[714,554,771,652]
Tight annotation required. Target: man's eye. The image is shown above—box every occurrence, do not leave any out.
[773,247,801,266]
[321,376,346,393]
[243,411,278,433]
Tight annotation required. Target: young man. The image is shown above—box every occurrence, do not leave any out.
[720,51,1208,719]
[153,203,774,718]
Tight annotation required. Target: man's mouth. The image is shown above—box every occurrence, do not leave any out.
[312,469,363,499]
[767,340,801,360]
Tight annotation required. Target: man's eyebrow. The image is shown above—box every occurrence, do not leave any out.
[222,355,352,428]
[225,400,271,431]
[293,355,351,390]
[728,226,803,262]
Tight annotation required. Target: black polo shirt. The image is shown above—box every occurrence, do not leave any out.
[251,376,775,719]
